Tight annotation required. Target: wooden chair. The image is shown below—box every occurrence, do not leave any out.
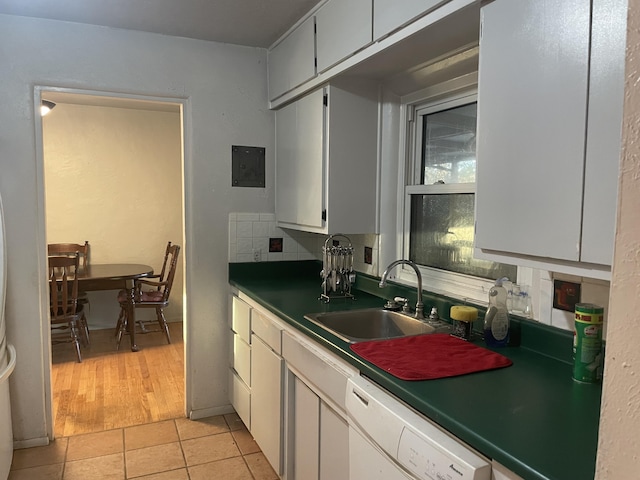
[48,241,89,268]
[115,242,181,350]
[47,241,90,344]
[49,254,86,362]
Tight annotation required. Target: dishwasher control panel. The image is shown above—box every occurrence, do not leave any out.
[346,375,491,480]
[399,427,474,480]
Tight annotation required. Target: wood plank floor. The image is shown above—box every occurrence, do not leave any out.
[51,322,185,437]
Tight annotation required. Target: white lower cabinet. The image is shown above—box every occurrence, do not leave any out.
[230,291,356,480]
[283,330,354,480]
[250,334,284,475]
[291,377,320,480]
[287,374,350,480]
[229,296,252,429]
[319,402,349,480]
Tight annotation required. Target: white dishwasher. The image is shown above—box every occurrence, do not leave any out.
[346,375,491,480]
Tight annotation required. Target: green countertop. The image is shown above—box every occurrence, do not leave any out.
[229,261,601,480]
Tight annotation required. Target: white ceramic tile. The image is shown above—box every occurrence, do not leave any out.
[253,221,270,238]
[229,245,237,262]
[298,252,318,261]
[269,223,285,237]
[253,237,269,252]
[581,280,611,338]
[229,221,237,243]
[236,221,253,238]
[537,276,554,325]
[236,253,253,263]
[236,238,253,254]
[297,237,316,254]
[283,253,298,261]
[259,213,275,222]
[237,213,260,222]
[229,213,237,221]
[553,272,582,283]
[551,309,574,331]
[364,233,379,247]
[283,237,298,253]
[268,252,284,262]
[581,280,610,311]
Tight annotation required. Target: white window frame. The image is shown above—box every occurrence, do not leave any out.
[394,88,519,303]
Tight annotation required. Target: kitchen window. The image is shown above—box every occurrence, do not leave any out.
[400,90,516,300]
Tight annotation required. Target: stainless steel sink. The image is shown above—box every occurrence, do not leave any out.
[304,308,437,343]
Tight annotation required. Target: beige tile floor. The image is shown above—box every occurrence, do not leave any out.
[9,413,278,480]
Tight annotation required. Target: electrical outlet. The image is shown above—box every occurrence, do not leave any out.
[253,249,261,262]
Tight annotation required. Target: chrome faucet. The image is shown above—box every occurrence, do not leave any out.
[379,260,424,319]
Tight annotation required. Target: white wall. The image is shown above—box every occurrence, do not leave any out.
[44,102,184,329]
[0,14,275,443]
[596,1,640,476]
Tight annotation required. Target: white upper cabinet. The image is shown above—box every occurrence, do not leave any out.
[475,0,624,276]
[268,16,316,101]
[373,0,448,41]
[275,81,378,234]
[581,0,626,265]
[476,0,590,262]
[315,0,373,73]
[275,89,325,231]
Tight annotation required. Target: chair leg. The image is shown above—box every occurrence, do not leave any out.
[80,311,90,347]
[70,321,82,363]
[115,307,128,351]
[156,307,171,344]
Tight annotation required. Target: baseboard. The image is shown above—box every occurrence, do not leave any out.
[189,404,235,420]
[14,436,50,449]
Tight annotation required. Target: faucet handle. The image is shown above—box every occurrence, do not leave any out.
[394,296,411,314]
[383,299,401,310]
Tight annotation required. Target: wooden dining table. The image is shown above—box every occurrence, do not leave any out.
[75,263,154,352]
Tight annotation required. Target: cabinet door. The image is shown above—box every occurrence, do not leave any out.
[229,370,250,429]
[581,0,626,265]
[315,0,372,73]
[292,376,320,480]
[250,335,283,474]
[324,83,378,235]
[373,0,447,40]
[475,0,590,261]
[275,89,325,230]
[231,296,251,344]
[319,402,349,480]
[268,16,316,100]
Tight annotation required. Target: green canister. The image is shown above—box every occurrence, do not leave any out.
[573,303,604,383]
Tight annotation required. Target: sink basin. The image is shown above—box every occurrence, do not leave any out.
[304,308,437,343]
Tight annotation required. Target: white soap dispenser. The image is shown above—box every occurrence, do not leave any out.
[484,277,510,347]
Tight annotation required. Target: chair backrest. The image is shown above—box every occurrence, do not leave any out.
[48,241,89,269]
[158,242,180,303]
[49,254,80,319]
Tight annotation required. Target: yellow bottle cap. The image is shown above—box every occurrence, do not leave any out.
[450,305,478,322]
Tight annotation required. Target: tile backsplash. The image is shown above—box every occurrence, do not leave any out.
[228,214,610,333]
[228,213,379,276]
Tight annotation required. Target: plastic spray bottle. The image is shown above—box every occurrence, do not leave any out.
[484,277,510,347]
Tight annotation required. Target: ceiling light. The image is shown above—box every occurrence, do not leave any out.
[40,100,56,116]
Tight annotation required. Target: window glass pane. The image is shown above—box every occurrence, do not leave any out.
[409,194,517,281]
[420,103,476,185]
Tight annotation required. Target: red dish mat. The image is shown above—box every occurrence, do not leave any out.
[350,334,513,381]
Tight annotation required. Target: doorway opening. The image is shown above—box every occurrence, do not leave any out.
[38,88,187,438]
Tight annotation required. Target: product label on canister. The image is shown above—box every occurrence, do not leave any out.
[573,304,604,383]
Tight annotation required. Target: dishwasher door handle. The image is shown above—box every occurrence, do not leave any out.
[351,387,369,406]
